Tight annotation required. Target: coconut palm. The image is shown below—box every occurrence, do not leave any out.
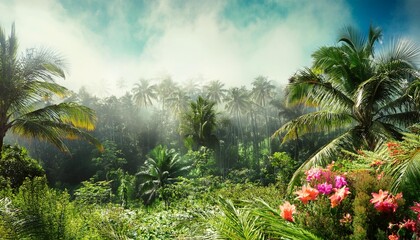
[204,80,227,105]
[273,25,420,187]
[132,79,157,107]
[136,145,190,205]
[0,24,101,154]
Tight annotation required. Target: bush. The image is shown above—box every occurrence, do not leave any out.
[0,145,44,188]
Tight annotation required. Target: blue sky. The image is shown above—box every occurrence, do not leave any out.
[1,0,418,97]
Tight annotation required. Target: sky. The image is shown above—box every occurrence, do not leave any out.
[0,0,419,97]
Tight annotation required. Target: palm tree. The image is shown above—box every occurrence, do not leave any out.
[204,80,227,105]
[181,96,218,149]
[273,25,420,187]
[166,88,191,118]
[0,24,101,154]
[225,86,252,119]
[224,86,252,141]
[156,77,179,111]
[132,79,157,107]
[251,76,275,107]
[251,76,275,152]
[136,145,190,205]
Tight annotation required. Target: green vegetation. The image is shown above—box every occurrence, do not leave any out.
[0,24,419,239]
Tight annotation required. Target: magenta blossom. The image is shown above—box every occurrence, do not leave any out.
[317,182,333,195]
[335,175,347,188]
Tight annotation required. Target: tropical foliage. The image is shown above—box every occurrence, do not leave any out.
[0,24,101,154]
[273,25,420,187]
[136,145,190,206]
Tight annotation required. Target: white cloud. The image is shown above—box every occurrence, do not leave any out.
[0,0,353,97]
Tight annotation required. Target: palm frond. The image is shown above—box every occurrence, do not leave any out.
[287,68,354,111]
[387,133,420,193]
[272,111,354,142]
[14,102,97,131]
[213,197,265,240]
[378,38,420,70]
[252,199,322,240]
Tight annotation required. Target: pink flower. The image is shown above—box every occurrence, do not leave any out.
[305,168,322,182]
[279,201,296,222]
[317,182,333,195]
[334,175,347,188]
[410,202,420,214]
[329,186,351,208]
[370,190,402,213]
[339,213,352,225]
[401,219,416,232]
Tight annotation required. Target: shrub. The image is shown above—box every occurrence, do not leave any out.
[0,145,44,189]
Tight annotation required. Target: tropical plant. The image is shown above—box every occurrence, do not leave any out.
[0,24,101,154]
[132,78,157,107]
[273,25,420,188]
[181,96,218,150]
[136,145,190,206]
[0,177,72,240]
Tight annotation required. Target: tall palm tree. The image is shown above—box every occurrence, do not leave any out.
[251,76,275,152]
[225,86,252,119]
[204,80,227,105]
[132,79,157,107]
[224,86,252,141]
[251,76,275,107]
[273,25,420,186]
[0,24,101,154]
[136,145,190,205]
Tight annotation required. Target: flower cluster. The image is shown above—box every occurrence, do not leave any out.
[294,164,350,208]
[370,190,402,213]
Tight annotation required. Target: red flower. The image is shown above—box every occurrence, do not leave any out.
[401,219,416,232]
[279,201,296,222]
[295,185,319,204]
[388,233,399,240]
[410,202,420,214]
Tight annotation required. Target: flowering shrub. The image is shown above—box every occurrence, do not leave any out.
[293,163,351,209]
[276,158,420,240]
